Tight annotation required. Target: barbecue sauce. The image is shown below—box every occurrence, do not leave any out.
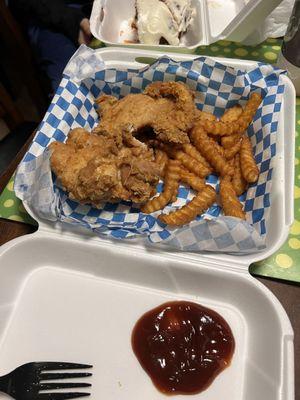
[132,301,235,395]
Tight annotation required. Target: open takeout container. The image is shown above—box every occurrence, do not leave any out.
[0,48,296,399]
[90,0,282,52]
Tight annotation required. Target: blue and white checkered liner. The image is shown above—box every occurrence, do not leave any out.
[14,45,286,254]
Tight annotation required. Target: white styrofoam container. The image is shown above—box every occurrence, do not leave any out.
[90,0,282,52]
[0,49,295,399]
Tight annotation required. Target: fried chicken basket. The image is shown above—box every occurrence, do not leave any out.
[14,45,292,255]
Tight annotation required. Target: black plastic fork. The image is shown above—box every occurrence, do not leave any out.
[0,361,92,399]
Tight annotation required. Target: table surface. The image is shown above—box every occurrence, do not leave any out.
[0,39,299,398]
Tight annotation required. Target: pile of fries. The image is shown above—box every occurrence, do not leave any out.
[141,93,262,226]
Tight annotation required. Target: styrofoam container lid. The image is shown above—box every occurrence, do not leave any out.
[90,0,283,51]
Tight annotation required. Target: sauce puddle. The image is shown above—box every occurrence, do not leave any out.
[132,301,235,395]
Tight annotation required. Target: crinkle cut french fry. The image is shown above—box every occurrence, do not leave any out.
[228,157,235,169]
[179,168,205,192]
[191,126,234,177]
[224,138,242,160]
[182,143,212,171]
[221,133,242,149]
[220,105,243,123]
[240,136,259,183]
[141,159,181,213]
[232,154,248,196]
[220,178,246,220]
[155,149,169,178]
[159,185,216,226]
[197,93,262,136]
[164,146,211,178]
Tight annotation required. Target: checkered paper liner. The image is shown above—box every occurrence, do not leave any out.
[15,46,286,254]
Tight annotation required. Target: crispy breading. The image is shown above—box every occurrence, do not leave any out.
[93,81,197,145]
[50,129,160,205]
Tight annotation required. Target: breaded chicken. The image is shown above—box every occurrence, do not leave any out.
[50,128,160,205]
[93,81,197,145]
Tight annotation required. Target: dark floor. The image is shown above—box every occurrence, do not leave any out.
[0,121,37,176]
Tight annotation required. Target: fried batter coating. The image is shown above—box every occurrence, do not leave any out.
[154,149,169,178]
[232,154,248,196]
[219,178,246,220]
[190,126,234,177]
[197,93,262,136]
[159,185,216,226]
[141,160,181,213]
[240,135,259,183]
[179,168,205,192]
[220,105,243,123]
[67,128,118,154]
[50,128,160,205]
[94,81,197,145]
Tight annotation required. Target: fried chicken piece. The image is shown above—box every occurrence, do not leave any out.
[49,128,160,205]
[94,81,197,145]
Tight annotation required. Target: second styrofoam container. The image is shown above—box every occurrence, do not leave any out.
[90,0,282,52]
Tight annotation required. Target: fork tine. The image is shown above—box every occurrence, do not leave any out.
[39,382,91,390]
[36,362,92,371]
[38,393,90,399]
[40,372,92,380]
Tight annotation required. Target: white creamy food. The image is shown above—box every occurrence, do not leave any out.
[136,0,194,46]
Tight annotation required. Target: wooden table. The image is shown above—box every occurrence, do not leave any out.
[0,136,299,398]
